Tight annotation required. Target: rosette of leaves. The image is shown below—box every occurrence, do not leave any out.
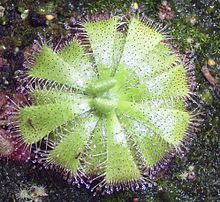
[17,16,197,194]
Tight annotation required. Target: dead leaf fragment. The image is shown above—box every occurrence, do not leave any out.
[201,65,216,88]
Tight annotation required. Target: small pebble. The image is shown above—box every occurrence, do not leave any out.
[45,14,55,21]
[0,45,6,51]
[188,165,195,171]
[207,58,216,66]
[190,16,197,25]
[14,47,20,53]
[0,6,5,17]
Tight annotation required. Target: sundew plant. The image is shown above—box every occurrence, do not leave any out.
[14,16,199,194]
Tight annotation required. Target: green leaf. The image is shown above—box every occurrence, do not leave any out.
[118,101,190,145]
[147,43,177,76]
[105,112,141,183]
[113,65,150,102]
[119,116,170,167]
[84,117,106,176]
[84,17,118,68]
[145,65,189,98]
[19,99,91,144]
[58,39,86,64]
[29,46,95,90]
[48,114,99,173]
[134,43,177,79]
[112,32,126,68]
[143,98,185,111]
[31,89,87,105]
[120,18,163,69]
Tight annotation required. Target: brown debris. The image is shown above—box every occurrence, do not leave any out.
[201,65,216,88]
[0,92,30,161]
[0,127,30,161]
[0,92,29,121]
[158,1,175,21]
[13,92,29,106]
[0,93,8,110]
[0,57,7,68]
[85,13,111,22]
[0,93,9,121]
[133,196,139,202]
[23,43,39,61]
[180,165,196,181]
[0,129,14,156]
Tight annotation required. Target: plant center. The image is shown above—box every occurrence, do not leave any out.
[87,78,119,114]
